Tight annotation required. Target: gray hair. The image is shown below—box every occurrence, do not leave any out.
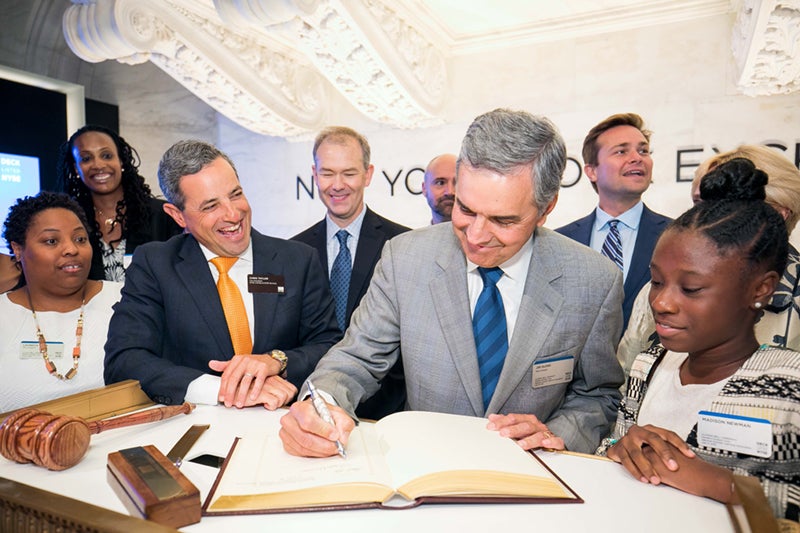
[313,126,371,170]
[158,140,238,210]
[458,109,566,212]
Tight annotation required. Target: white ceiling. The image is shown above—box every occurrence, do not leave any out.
[403,0,733,52]
[60,0,797,137]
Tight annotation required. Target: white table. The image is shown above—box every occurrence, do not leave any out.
[1,405,734,532]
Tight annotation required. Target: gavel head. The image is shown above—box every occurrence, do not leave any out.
[0,408,91,471]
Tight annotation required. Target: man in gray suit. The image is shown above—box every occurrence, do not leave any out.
[280,109,624,455]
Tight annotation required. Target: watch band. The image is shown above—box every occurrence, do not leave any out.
[269,350,288,375]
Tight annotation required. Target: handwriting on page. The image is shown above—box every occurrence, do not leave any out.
[217,427,393,496]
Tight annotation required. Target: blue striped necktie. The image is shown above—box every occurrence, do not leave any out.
[601,220,623,270]
[330,229,351,331]
[473,267,508,410]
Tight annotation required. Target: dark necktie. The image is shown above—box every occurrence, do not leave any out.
[330,230,352,331]
[473,267,508,410]
[601,220,623,270]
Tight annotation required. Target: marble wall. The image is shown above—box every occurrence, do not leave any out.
[2,2,799,243]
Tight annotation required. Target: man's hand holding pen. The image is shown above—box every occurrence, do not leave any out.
[279,389,356,458]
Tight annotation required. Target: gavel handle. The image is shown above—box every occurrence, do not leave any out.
[87,402,195,434]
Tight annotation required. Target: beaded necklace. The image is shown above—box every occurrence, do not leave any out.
[25,287,86,380]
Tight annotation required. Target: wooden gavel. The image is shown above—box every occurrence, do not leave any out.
[0,402,194,471]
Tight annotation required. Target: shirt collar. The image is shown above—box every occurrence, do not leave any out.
[198,239,254,264]
[465,233,534,282]
[594,201,644,231]
[326,205,367,243]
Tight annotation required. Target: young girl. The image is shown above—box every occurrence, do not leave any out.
[598,158,800,521]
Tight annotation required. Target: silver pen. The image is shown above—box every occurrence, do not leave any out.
[306,380,346,459]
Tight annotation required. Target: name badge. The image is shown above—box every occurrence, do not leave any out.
[697,411,772,458]
[248,274,285,294]
[532,355,574,388]
[21,341,64,360]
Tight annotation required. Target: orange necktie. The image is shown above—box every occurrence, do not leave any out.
[210,257,253,355]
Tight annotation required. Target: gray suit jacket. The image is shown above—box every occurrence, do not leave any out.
[309,223,625,453]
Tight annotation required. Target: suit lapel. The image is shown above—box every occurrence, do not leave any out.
[430,239,485,416]
[251,231,280,354]
[487,231,563,413]
[308,220,327,273]
[349,209,383,316]
[175,236,234,356]
[625,206,663,295]
[571,212,595,246]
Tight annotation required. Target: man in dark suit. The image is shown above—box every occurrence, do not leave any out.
[104,140,341,408]
[556,113,670,331]
[292,126,409,419]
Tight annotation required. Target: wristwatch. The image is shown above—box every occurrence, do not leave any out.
[269,350,288,377]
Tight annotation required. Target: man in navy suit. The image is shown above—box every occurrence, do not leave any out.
[104,140,341,407]
[292,127,409,419]
[556,113,670,332]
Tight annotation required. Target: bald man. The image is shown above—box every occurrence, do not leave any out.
[422,153,456,224]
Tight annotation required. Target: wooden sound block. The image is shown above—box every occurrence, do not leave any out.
[107,445,201,529]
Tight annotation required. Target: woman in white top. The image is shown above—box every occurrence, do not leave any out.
[0,192,121,412]
[599,159,799,520]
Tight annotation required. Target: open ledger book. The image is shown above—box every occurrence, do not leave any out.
[203,411,581,514]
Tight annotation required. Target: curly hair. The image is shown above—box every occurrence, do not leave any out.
[55,124,155,251]
[671,158,788,278]
[3,191,90,252]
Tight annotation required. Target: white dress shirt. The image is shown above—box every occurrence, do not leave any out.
[590,201,644,282]
[325,207,366,274]
[466,236,534,343]
[185,240,255,405]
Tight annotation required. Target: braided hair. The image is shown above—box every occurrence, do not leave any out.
[55,125,154,250]
[671,158,788,278]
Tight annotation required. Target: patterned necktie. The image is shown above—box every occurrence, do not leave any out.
[601,219,623,270]
[473,267,508,410]
[210,257,252,355]
[330,230,352,331]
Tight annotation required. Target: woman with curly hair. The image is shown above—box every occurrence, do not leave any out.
[1,192,121,411]
[57,125,181,281]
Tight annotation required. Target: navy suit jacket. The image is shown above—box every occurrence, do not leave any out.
[292,207,409,418]
[104,230,342,405]
[555,204,671,331]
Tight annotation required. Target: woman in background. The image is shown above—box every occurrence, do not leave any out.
[599,159,799,520]
[56,124,181,281]
[617,145,800,372]
[0,192,121,412]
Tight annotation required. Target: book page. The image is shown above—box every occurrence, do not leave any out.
[376,411,559,490]
[212,426,394,499]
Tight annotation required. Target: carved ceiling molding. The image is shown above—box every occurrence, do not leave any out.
[216,0,447,129]
[63,0,327,136]
[63,0,446,136]
[732,0,800,96]
[62,1,798,137]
